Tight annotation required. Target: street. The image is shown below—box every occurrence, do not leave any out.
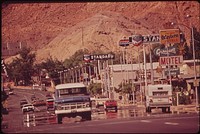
[2,88,199,133]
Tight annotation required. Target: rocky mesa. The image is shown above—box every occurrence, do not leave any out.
[2,1,199,63]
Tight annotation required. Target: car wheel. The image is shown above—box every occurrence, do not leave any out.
[82,111,91,120]
[162,107,166,113]
[115,106,118,112]
[57,115,62,124]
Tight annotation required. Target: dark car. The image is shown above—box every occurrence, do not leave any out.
[32,99,46,106]
[31,95,36,101]
[46,93,52,98]
[20,99,28,108]
[46,97,54,110]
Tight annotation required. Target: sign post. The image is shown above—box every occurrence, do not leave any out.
[159,29,180,85]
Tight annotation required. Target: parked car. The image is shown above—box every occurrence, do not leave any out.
[46,93,52,97]
[22,104,34,113]
[32,84,41,90]
[8,91,14,95]
[104,100,118,112]
[46,97,54,110]
[20,99,28,108]
[32,99,46,106]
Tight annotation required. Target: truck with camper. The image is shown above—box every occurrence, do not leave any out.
[145,84,172,113]
[53,83,92,124]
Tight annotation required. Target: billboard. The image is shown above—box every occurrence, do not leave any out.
[159,55,183,66]
[153,46,178,56]
[159,29,180,44]
[83,54,115,61]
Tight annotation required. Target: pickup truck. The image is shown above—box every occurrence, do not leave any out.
[22,104,35,113]
[104,100,118,112]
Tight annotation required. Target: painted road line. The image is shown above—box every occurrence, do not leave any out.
[140,120,151,123]
[24,95,40,111]
[164,122,179,125]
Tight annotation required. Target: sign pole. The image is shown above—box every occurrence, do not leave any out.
[167,44,172,85]
[149,43,154,85]
[143,43,147,103]
[191,27,199,110]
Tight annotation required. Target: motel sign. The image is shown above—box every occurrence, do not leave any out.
[159,55,183,66]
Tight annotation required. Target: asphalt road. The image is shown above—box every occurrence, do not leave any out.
[2,88,199,133]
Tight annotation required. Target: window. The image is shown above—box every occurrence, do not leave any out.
[59,87,87,96]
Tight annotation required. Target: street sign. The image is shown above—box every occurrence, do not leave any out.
[119,39,130,46]
[159,29,180,44]
[164,68,180,76]
[159,55,183,66]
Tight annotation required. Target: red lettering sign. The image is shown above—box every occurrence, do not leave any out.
[159,56,183,66]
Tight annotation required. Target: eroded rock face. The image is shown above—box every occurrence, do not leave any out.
[2,2,199,63]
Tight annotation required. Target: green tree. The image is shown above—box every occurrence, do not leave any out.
[116,81,133,94]
[7,47,36,86]
[63,49,90,68]
[35,57,65,84]
[87,82,102,95]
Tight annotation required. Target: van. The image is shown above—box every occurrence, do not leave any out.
[145,84,172,113]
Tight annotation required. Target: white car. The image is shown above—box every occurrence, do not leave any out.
[8,91,14,95]
[32,84,41,90]
[22,104,35,113]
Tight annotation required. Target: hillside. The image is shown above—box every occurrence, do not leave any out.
[2,1,200,63]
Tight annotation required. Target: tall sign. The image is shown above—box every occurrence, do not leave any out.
[159,55,183,66]
[159,29,180,44]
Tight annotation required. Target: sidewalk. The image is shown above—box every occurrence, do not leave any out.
[171,104,199,114]
[118,102,199,113]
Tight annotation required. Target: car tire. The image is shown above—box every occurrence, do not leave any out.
[82,111,92,120]
[115,106,118,112]
[146,107,151,113]
[57,115,62,124]
[162,107,166,113]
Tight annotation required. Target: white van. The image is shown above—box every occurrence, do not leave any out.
[145,84,172,113]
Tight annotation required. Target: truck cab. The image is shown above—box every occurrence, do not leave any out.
[54,83,92,124]
[145,84,172,113]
